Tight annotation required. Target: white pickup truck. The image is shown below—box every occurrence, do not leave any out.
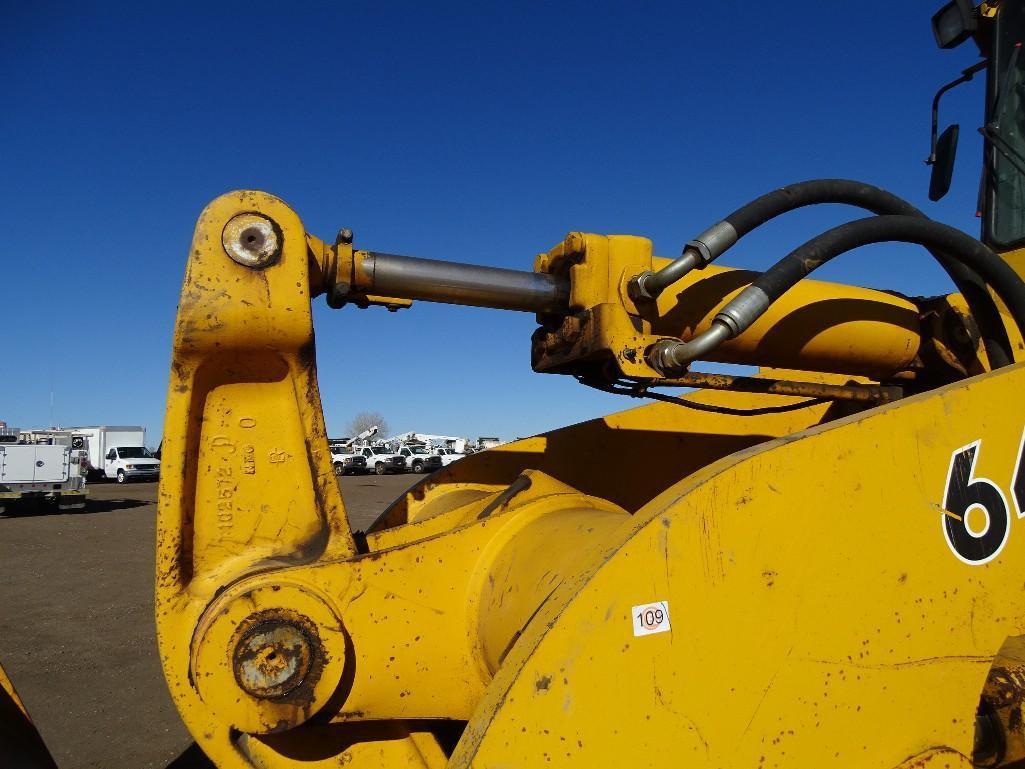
[329,444,368,475]
[396,444,443,474]
[356,444,407,475]
[432,447,466,467]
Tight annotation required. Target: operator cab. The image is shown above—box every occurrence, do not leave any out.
[929,1,1025,251]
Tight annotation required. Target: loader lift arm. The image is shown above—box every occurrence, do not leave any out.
[155,176,1025,768]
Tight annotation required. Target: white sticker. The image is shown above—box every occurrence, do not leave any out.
[632,601,671,637]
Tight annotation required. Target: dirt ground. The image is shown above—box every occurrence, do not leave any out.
[0,474,420,769]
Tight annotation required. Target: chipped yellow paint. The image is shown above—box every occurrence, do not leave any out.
[157,191,358,767]
[448,364,1025,768]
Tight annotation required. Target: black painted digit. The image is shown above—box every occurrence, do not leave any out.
[1013,428,1025,519]
[942,442,1009,565]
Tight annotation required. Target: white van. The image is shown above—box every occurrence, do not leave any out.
[102,445,160,484]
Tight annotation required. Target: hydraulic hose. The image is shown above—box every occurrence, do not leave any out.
[632,179,1012,367]
[649,216,1025,374]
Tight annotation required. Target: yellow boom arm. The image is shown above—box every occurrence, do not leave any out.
[155,190,1025,768]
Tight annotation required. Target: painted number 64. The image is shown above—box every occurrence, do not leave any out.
[942,432,1025,565]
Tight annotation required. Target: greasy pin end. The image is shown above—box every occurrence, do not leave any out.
[222,213,282,269]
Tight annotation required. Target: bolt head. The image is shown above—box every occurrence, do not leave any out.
[222,213,281,268]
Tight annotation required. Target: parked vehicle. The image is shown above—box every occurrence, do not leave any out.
[356,444,406,475]
[395,443,442,473]
[432,446,466,466]
[387,432,469,454]
[102,445,160,484]
[0,429,87,512]
[328,426,379,475]
[68,425,159,482]
[328,443,367,475]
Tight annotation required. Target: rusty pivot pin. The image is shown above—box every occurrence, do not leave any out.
[232,616,315,699]
[191,584,345,733]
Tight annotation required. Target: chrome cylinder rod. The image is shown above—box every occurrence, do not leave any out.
[358,251,569,313]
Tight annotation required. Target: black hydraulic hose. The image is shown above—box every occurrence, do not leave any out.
[724,182,1011,367]
[638,179,1011,367]
[650,216,1025,374]
[725,179,924,235]
[750,217,1025,331]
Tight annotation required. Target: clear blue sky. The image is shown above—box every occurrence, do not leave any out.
[0,2,988,443]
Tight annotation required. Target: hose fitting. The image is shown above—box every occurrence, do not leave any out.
[629,221,738,303]
[646,321,733,376]
[713,286,772,337]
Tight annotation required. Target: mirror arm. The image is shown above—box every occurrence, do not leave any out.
[927,60,987,165]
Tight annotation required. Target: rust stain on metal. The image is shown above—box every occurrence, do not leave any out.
[231,609,326,704]
[653,371,903,403]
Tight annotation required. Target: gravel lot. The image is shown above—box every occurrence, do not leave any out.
[0,474,419,769]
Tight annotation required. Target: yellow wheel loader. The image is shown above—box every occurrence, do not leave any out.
[10,2,1025,767]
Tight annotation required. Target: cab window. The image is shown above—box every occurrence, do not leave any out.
[986,1,1025,247]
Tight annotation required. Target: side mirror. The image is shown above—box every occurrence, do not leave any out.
[932,0,977,50]
[929,124,960,201]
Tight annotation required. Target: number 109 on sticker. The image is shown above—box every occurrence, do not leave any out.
[632,601,671,637]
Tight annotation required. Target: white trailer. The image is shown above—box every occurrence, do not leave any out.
[67,425,158,481]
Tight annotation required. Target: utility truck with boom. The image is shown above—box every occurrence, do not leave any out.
[328,426,377,475]
[6,3,1025,768]
[356,443,407,475]
[388,432,469,454]
[394,442,442,473]
[388,432,468,467]
[0,429,87,513]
